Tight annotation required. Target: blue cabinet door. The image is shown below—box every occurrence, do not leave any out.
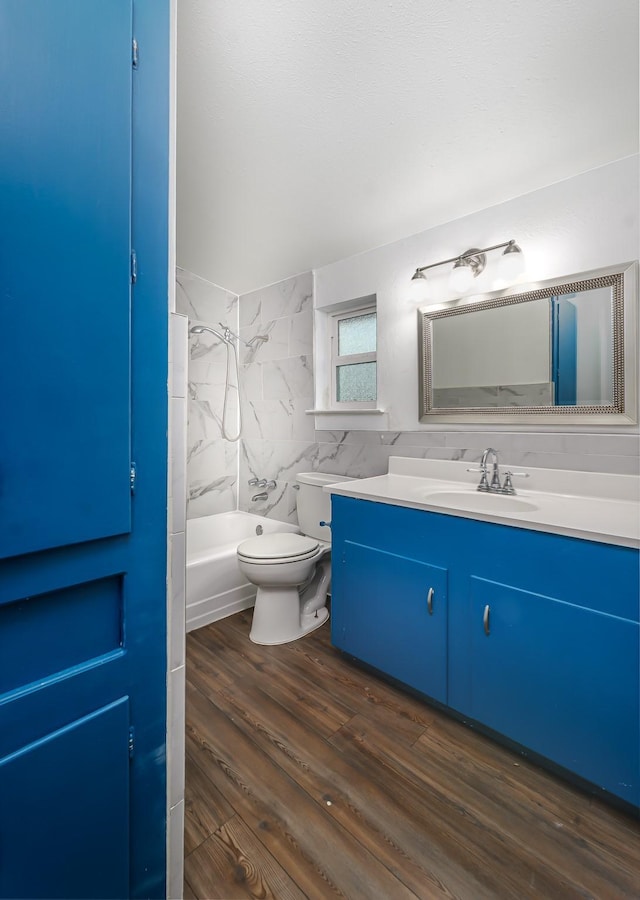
[0,2,170,897]
[332,540,448,703]
[468,577,640,806]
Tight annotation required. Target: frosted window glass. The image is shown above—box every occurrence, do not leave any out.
[338,313,376,355]
[337,362,377,402]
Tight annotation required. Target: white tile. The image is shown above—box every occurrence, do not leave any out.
[187,477,237,518]
[167,800,185,900]
[243,399,316,442]
[238,290,262,327]
[240,317,289,364]
[239,363,263,403]
[169,532,186,670]
[262,356,314,400]
[176,268,237,322]
[289,309,313,357]
[261,272,313,320]
[169,314,189,399]
[189,331,233,386]
[170,398,188,534]
[168,665,186,810]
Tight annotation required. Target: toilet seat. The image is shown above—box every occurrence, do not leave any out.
[237,532,320,564]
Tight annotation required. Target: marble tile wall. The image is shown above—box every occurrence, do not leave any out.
[176,267,240,519]
[237,273,316,523]
[237,273,638,528]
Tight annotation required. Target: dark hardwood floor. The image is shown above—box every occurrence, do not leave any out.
[184,611,640,899]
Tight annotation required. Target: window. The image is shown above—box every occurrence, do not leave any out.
[330,306,377,408]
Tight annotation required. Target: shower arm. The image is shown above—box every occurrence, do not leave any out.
[218,323,268,348]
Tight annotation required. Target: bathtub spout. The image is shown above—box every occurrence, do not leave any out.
[252,492,268,501]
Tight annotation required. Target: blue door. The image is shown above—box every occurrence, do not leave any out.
[0,2,169,897]
[551,296,578,405]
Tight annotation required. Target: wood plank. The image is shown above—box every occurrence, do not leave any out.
[184,814,306,900]
[186,680,417,900]
[184,749,235,857]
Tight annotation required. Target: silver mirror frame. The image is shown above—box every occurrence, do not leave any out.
[418,261,638,425]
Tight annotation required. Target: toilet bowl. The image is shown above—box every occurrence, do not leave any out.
[237,472,353,645]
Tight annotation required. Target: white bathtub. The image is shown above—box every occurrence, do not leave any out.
[186,511,300,631]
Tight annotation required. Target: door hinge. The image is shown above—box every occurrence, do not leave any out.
[130,250,137,284]
[132,38,139,68]
[128,726,135,758]
[130,462,137,493]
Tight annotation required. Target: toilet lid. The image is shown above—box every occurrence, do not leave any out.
[237,532,320,561]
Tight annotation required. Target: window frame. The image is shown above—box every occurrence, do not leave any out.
[330,304,377,409]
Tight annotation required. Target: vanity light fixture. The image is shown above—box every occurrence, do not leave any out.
[409,240,525,300]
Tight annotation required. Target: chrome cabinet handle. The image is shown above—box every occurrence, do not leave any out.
[427,587,434,615]
[483,604,490,635]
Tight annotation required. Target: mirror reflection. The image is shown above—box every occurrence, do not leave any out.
[418,263,634,422]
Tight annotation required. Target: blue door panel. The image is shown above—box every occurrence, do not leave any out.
[469,577,640,806]
[0,575,123,696]
[332,540,448,703]
[0,0,134,559]
[0,698,130,900]
[0,2,170,896]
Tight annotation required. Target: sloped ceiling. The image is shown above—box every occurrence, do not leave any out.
[176,0,639,295]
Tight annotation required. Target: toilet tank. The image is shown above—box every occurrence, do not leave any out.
[295,472,354,542]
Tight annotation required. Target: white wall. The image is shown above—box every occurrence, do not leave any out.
[314,156,639,433]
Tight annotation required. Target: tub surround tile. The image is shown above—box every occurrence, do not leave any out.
[176,268,237,323]
[239,317,289,365]
[169,532,186,671]
[169,314,188,400]
[189,333,236,386]
[167,800,185,900]
[187,476,236,519]
[242,399,316,443]
[170,398,188,535]
[168,665,186,811]
[262,355,314,400]
[289,309,314,358]
[241,272,313,324]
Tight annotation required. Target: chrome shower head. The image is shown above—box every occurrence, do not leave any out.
[189,324,228,343]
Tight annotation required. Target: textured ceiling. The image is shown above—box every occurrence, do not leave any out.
[176,0,639,295]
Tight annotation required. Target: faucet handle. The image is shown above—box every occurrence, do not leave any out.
[265,480,277,489]
[500,471,530,494]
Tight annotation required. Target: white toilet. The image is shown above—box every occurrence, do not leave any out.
[237,472,352,645]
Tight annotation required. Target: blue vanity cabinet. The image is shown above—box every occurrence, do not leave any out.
[331,497,448,703]
[467,575,640,807]
[330,494,640,808]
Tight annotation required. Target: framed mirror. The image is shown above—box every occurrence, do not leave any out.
[418,261,637,425]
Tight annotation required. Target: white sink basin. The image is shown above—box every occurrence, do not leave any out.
[423,490,539,514]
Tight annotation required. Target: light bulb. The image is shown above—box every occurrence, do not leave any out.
[409,271,430,302]
[497,242,525,284]
[449,261,473,293]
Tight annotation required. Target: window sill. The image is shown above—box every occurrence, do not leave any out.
[305,408,386,415]
[306,408,389,431]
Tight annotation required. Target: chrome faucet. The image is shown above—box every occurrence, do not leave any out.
[468,447,529,494]
[479,447,502,493]
[251,491,269,501]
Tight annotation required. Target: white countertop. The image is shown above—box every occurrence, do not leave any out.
[324,457,640,549]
